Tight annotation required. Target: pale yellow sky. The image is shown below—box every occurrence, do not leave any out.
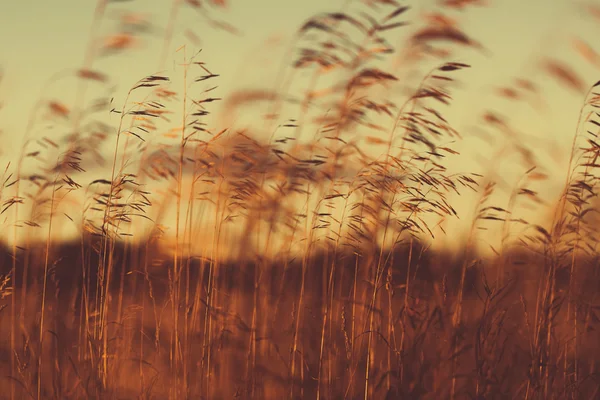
[0,0,595,156]
[1,0,600,253]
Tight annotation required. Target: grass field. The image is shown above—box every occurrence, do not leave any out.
[1,0,600,398]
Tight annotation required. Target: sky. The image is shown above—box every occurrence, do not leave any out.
[1,0,600,253]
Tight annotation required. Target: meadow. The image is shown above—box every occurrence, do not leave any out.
[1,0,600,398]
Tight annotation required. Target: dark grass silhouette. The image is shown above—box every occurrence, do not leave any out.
[1,240,599,398]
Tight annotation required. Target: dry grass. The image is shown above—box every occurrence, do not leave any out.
[1,0,600,399]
